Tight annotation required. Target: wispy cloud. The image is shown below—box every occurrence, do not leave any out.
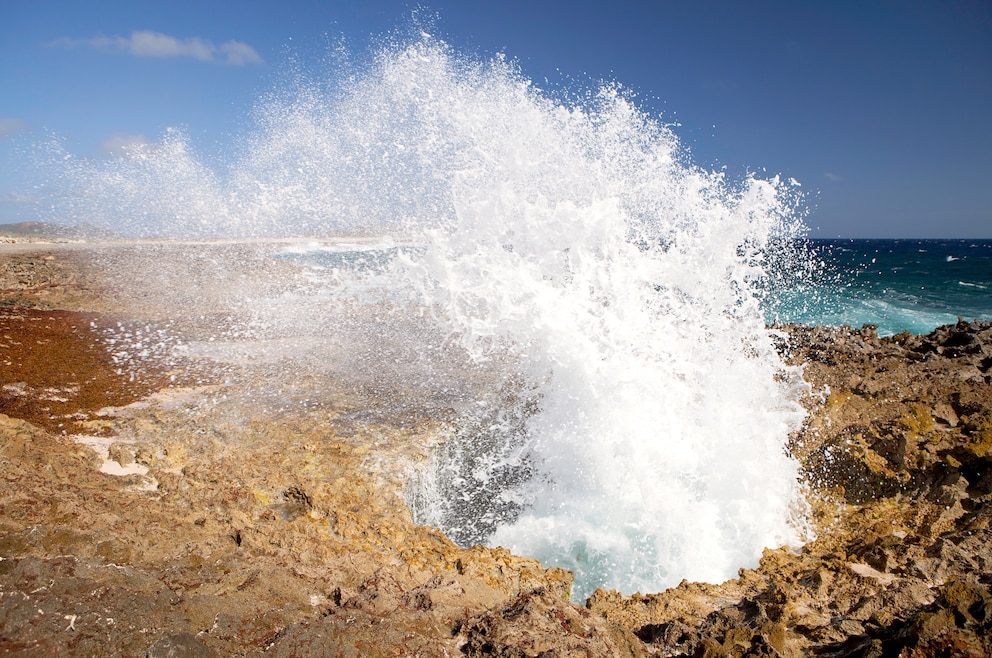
[100,133,152,157]
[0,118,31,138]
[219,40,263,66]
[49,30,263,66]
[824,172,843,182]
[0,191,39,205]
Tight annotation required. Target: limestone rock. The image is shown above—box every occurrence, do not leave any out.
[2,249,990,656]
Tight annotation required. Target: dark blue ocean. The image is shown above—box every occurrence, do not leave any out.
[764,239,992,336]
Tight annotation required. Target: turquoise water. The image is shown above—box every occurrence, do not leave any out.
[283,238,992,338]
[765,239,992,336]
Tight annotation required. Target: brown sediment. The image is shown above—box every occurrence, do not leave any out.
[0,307,202,434]
[0,244,990,656]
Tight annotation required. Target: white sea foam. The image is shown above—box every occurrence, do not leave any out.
[41,34,811,600]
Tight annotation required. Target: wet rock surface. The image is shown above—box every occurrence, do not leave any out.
[1,246,990,656]
[584,321,991,657]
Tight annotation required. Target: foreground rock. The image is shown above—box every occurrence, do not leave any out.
[583,321,992,657]
[1,245,990,656]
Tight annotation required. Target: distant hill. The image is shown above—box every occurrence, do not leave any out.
[0,221,119,240]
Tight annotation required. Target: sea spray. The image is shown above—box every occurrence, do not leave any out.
[372,38,812,599]
[40,33,811,599]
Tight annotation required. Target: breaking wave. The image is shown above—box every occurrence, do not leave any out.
[41,32,811,600]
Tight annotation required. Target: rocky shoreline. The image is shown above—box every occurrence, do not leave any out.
[1,244,990,656]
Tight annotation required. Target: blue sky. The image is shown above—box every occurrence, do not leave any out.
[1,0,990,237]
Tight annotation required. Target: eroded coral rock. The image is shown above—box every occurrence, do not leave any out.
[2,249,990,656]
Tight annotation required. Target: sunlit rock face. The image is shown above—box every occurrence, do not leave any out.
[40,33,810,599]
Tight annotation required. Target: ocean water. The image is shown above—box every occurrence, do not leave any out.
[766,239,992,336]
[39,33,813,600]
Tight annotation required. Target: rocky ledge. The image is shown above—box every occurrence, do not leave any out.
[1,247,990,656]
[582,320,992,657]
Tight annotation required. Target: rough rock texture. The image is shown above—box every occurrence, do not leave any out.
[1,243,990,656]
[585,321,992,657]
[0,249,97,311]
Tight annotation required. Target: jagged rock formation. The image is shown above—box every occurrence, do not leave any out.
[1,246,989,656]
[582,321,991,657]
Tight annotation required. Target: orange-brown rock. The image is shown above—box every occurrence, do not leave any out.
[1,243,989,656]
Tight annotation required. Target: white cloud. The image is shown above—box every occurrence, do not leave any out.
[220,40,264,66]
[0,118,31,138]
[100,133,152,157]
[824,172,843,182]
[127,31,214,60]
[49,30,263,66]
